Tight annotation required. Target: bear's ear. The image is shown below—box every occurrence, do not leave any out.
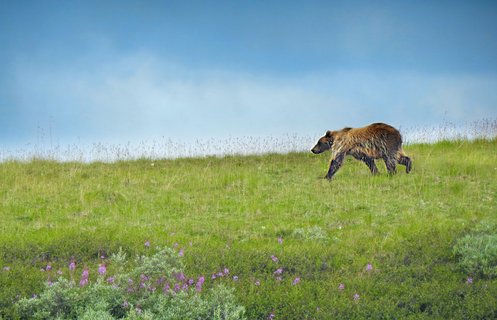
[325,130,333,138]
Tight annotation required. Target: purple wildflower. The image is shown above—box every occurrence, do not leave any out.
[353,293,360,301]
[69,261,76,271]
[276,276,282,282]
[268,312,275,320]
[57,269,63,276]
[274,268,283,275]
[366,263,373,271]
[196,276,205,292]
[233,275,239,281]
[175,272,186,282]
[123,301,129,308]
[178,249,184,257]
[46,264,52,271]
[98,264,107,275]
[188,278,194,285]
[107,276,115,284]
[271,255,279,262]
[467,277,473,284]
[79,277,89,287]
[255,280,261,286]
[338,283,345,290]
[144,240,150,248]
[80,267,89,286]
[278,237,283,244]
[292,277,301,285]
[2,266,10,271]
[223,267,230,275]
[211,274,217,280]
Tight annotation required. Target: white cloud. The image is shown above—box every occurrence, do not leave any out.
[10,52,497,147]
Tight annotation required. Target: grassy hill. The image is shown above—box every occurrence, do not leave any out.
[1,139,497,319]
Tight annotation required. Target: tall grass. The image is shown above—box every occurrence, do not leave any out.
[1,127,497,318]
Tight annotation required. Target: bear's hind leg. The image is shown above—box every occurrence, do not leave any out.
[398,156,412,173]
[384,156,397,175]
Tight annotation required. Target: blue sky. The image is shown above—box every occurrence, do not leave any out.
[1,0,497,150]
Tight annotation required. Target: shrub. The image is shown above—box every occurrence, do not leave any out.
[15,247,246,319]
[453,233,497,278]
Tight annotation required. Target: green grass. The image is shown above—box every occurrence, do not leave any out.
[1,139,497,319]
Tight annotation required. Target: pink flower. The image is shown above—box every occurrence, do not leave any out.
[292,277,301,285]
[98,264,107,275]
[338,283,345,290]
[196,276,205,292]
[69,261,76,271]
[366,263,373,271]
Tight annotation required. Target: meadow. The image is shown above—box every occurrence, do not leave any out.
[1,137,497,319]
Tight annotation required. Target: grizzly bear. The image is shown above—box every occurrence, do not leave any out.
[311,123,412,180]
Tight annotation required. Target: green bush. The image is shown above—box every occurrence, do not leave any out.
[15,247,245,319]
[453,233,497,278]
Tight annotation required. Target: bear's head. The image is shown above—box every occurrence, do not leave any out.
[311,130,334,154]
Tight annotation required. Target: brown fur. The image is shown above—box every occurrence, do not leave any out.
[311,123,412,179]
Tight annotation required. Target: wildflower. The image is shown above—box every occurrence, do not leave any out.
[80,267,90,286]
[338,283,345,290]
[98,264,107,275]
[178,249,184,257]
[255,280,261,286]
[212,274,217,280]
[79,277,88,287]
[223,267,230,275]
[268,312,275,319]
[233,275,239,281]
[292,277,301,285]
[107,276,115,284]
[140,274,149,282]
[467,277,473,284]
[57,269,63,276]
[188,278,194,285]
[46,264,52,271]
[144,240,150,248]
[271,255,279,262]
[366,263,373,271]
[274,268,283,275]
[2,266,10,271]
[123,301,129,308]
[173,242,179,248]
[353,293,360,301]
[31,294,38,299]
[196,276,205,292]
[175,272,186,282]
[217,271,224,277]
[69,261,76,271]
[278,237,283,244]
[276,276,282,282]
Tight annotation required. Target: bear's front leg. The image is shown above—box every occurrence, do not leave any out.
[325,153,345,180]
